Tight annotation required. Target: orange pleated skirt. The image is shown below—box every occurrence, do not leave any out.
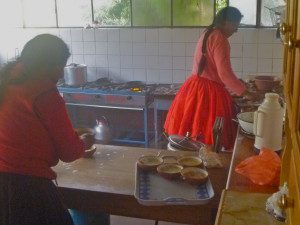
[164,74,237,150]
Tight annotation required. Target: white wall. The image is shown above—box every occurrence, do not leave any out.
[0,27,283,84]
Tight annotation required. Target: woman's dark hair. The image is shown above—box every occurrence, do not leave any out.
[0,34,70,102]
[198,6,243,75]
[213,6,243,27]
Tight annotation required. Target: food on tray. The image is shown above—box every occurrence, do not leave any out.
[181,167,209,185]
[137,155,163,171]
[177,156,203,167]
[157,164,183,180]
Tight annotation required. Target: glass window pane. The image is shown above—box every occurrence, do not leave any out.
[230,0,257,26]
[216,0,228,13]
[57,0,92,27]
[261,0,285,26]
[93,0,131,26]
[23,0,56,27]
[132,0,171,26]
[0,0,23,28]
[173,0,214,26]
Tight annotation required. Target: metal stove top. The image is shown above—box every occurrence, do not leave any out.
[57,78,155,109]
[57,78,154,95]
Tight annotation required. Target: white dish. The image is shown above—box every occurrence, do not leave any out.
[134,163,214,206]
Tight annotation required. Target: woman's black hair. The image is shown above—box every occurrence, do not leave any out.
[0,34,70,103]
[198,6,243,75]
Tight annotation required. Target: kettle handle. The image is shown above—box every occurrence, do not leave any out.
[96,116,109,126]
[253,110,265,137]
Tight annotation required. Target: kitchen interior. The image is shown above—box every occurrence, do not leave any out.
[1,0,299,225]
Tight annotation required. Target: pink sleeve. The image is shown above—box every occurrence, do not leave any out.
[34,89,85,162]
[213,35,246,96]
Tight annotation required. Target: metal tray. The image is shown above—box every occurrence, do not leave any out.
[134,164,214,206]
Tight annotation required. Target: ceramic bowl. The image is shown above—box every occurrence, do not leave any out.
[237,111,254,134]
[157,164,183,180]
[177,156,203,168]
[181,167,209,185]
[137,155,164,171]
[254,75,281,92]
[83,145,97,158]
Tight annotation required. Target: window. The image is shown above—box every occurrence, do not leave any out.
[229,0,257,26]
[57,0,92,27]
[23,0,56,27]
[0,0,285,28]
[0,0,23,28]
[132,0,170,26]
[173,0,214,26]
[93,0,131,26]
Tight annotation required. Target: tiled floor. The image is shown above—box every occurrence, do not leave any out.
[110,215,190,225]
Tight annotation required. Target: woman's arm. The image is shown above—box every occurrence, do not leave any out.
[213,33,246,96]
[33,89,85,162]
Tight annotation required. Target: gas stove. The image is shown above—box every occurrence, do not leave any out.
[57,78,155,109]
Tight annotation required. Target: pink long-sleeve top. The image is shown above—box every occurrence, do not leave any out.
[0,78,85,180]
[192,29,246,96]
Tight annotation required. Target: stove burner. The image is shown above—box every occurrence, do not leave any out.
[57,78,154,94]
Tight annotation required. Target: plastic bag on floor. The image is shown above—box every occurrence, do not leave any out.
[235,148,281,186]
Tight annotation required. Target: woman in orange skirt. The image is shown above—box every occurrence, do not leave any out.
[164,7,257,151]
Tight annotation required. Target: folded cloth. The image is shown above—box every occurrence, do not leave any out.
[235,148,281,186]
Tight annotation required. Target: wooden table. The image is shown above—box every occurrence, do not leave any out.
[53,145,231,225]
[226,130,279,194]
[215,129,282,225]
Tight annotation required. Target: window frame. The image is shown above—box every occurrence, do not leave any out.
[15,0,276,29]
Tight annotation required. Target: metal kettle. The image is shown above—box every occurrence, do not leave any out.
[94,116,112,144]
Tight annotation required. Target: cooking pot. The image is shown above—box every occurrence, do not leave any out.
[167,132,204,152]
[64,63,87,86]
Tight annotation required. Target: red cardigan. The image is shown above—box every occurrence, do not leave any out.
[0,78,85,179]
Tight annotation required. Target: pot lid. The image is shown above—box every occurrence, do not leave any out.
[168,132,204,151]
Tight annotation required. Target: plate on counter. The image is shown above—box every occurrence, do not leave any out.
[134,163,214,206]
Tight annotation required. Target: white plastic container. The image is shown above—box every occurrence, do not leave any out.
[253,93,284,151]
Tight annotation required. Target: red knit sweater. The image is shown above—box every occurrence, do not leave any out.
[0,78,85,180]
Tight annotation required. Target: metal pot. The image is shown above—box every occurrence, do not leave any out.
[93,116,112,144]
[64,63,87,86]
[167,132,204,152]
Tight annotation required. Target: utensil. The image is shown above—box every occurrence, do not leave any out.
[64,63,87,86]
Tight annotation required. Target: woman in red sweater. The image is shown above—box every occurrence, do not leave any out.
[164,7,258,151]
[0,34,93,225]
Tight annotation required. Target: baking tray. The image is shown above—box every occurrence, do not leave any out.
[134,164,214,206]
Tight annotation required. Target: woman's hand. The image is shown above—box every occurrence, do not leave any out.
[79,132,95,150]
[242,90,260,102]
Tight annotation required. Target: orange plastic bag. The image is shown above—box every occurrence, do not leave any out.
[235,148,281,186]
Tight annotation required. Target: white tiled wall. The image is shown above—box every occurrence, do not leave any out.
[0,28,283,84]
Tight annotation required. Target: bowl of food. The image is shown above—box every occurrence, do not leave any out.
[157,164,183,180]
[137,155,164,171]
[254,75,281,92]
[83,145,97,158]
[181,167,209,185]
[236,111,254,134]
[177,156,203,168]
